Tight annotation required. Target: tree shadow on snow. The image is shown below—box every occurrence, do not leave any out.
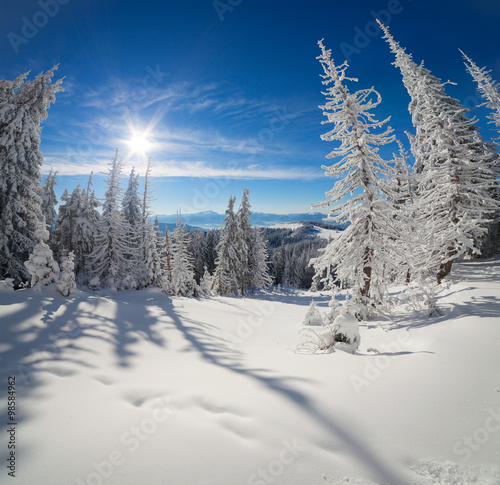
[0,285,414,484]
[389,292,500,331]
[153,296,409,485]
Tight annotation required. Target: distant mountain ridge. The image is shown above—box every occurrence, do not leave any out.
[155,210,335,229]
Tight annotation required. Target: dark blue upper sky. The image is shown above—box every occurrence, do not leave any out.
[2,0,500,215]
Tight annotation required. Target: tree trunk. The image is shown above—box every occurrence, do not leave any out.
[436,248,456,284]
[360,246,372,297]
[437,260,453,285]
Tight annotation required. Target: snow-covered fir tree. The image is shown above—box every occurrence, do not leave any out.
[72,174,101,283]
[24,223,60,290]
[57,251,76,297]
[162,228,174,293]
[198,265,213,297]
[461,50,500,133]
[153,216,168,287]
[190,228,208,284]
[51,188,70,260]
[461,51,500,255]
[139,159,164,288]
[379,22,499,283]
[121,167,143,285]
[204,229,219,275]
[52,185,85,262]
[122,168,142,228]
[310,39,398,318]
[236,189,252,295]
[211,196,241,295]
[41,169,58,234]
[88,149,132,291]
[384,140,419,284]
[169,214,198,297]
[0,67,63,285]
[249,226,273,294]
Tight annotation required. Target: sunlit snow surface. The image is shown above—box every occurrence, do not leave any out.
[1,259,499,484]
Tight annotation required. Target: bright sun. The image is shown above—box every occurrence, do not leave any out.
[127,134,151,155]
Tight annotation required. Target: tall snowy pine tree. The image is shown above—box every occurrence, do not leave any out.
[41,169,58,234]
[237,189,252,296]
[88,149,132,290]
[169,214,197,297]
[72,174,101,283]
[139,159,164,288]
[0,67,63,285]
[379,22,499,283]
[461,51,500,255]
[310,40,398,318]
[249,226,273,294]
[211,196,241,296]
[121,167,143,286]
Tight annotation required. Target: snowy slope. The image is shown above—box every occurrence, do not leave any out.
[270,222,343,240]
[1,260,499,485]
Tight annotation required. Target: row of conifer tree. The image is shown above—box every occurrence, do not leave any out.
[310,23,500,321]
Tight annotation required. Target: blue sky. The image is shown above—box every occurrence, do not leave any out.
[2,0,500,215]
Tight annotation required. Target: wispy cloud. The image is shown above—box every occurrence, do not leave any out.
[75,77,285,123]
[40,75,320,182]
[42,153,322,180]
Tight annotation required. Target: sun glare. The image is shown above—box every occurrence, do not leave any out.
[127,133,151,155]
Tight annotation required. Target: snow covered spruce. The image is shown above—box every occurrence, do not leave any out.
[0,67,62,287]
[378,22,499,283]
[4,133,273,295]
[310,39,399,324]
[211,190,272,296]
[304,33,499,352]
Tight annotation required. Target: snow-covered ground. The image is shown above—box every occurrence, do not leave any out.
[1,259,500,484]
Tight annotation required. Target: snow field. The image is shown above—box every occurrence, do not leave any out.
[0,260,499,484]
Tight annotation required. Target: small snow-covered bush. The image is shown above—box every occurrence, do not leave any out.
[296,299,361,354]
[301,301,324,327]
[122,273,138,290]
[24,240,60,290]
[57,252,76,297]
[88,276,100,291]
[323,296,342,326]
[198,266,213,297]
[397,280,443,318]
[332,313,360,354]
[296,302,334,353]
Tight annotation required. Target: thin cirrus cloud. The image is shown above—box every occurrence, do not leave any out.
[41,75,315,181]
[42,154,323,181]
[76,78,283,119]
